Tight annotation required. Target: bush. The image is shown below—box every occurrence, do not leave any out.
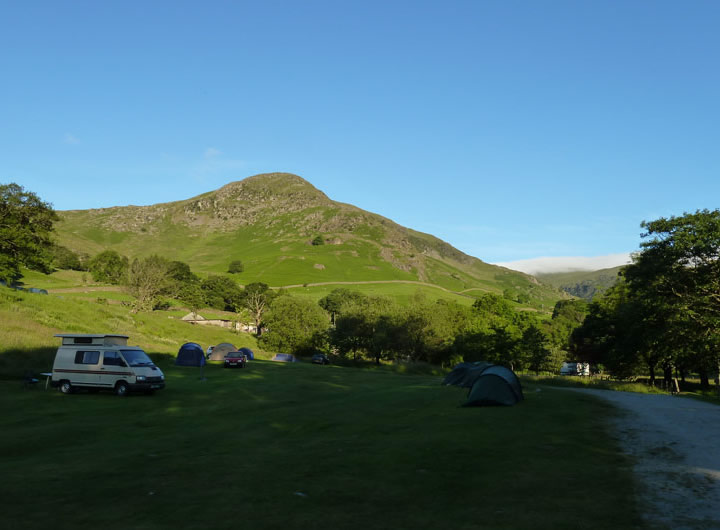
[228,260,244,274]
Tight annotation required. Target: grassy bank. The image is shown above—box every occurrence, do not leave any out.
[520,374,669,394]
[522,374,720,405]
[1,360,643,530]
[0,288,260,379]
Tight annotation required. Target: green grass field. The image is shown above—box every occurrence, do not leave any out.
[283,282,478,307]
[15,268,527,311]
[0,286,647,529]
[0,360,643,530]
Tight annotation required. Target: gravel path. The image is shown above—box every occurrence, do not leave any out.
[565,388,720,529]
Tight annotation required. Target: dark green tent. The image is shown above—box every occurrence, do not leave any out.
[463,365,524,407]
[457,363,494,388]
[443,362,493,388]
[442,362,473,386]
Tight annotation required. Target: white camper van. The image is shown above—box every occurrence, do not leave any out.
[51,334,165,396]
[560,361,591,376]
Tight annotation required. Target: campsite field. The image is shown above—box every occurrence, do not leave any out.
[0,360,644,530]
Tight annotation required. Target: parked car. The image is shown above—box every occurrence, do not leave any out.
[312,353,330,365]
[224,351,247,368]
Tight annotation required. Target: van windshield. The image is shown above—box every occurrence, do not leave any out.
[120,349,154,367]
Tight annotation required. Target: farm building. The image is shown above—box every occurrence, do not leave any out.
[181,312,256,333]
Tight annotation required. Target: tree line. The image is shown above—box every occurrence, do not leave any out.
[50,244,583,372]
[261,288,584,371]
[571,209,720,389]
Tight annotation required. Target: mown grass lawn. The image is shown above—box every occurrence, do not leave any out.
[0,360,644,530]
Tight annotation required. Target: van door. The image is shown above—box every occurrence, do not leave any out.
[72,350,102,387]
[101,351,132,388]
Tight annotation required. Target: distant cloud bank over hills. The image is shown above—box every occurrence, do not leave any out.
[494,253,632,275]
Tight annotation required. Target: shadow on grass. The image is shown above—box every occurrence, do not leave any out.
[0,346,56,380]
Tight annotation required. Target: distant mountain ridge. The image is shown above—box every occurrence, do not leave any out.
[55,173,565,308]
[537,266,624,301]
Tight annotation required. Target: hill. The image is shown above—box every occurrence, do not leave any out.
[537,266,624,301]
[54,173,566,309]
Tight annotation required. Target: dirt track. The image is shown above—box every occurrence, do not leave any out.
[566,389,720,529]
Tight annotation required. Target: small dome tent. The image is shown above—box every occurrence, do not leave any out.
[464,365,524,407]
[459,362,494,388]
[272,353,299,362]
[176,342,206,367]
[209,343,236,361]
[443,362,493,388]
[442,362,474,386]
[238,347,254,360]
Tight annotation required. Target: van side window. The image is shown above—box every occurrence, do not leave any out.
[74,351,100,364]
[103,352,125,367]
[73,337,93,344]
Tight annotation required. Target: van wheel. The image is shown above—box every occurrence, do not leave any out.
[115,382,129,397]
[59,381,73,394]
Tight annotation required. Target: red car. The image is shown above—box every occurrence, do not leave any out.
[223,351,247,368]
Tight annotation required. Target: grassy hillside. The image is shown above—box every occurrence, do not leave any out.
[53,173,566,311]
[537,266,624,301]
[0,287,260,379]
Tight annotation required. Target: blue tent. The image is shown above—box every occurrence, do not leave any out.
[176,342,206,367]
[272,353,299,363]
[239,347,254,360]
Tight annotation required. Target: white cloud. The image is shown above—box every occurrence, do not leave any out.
[63,133,80,145]
[494,253,632,275]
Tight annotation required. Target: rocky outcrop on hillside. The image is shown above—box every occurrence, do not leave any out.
[56,172,563,308]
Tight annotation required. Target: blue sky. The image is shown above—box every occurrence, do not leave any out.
[2,1,719,272]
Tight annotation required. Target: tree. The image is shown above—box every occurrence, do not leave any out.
[228,260,244,274]
[179,283,205,316]
[623,209,720,387]
[259,296,329,354]
[393,299,470,365]
[125,255,172,313]
[241,282,277,335]
[165,260,200,303]
[201,275,243,312]
[544,299,589,352]
[311,235,324,246]
[167,261,199,285]
[331,295,397,364]
[88,250,128,284]
[318,288,367,325]
[472,293,517,324]
[571,219,719,385]
[0,183,58,284]
[522,324,555,374]
[51,245,86,271]
[452,293,537,369]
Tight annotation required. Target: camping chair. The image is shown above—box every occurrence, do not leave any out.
[23,371,39,390]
